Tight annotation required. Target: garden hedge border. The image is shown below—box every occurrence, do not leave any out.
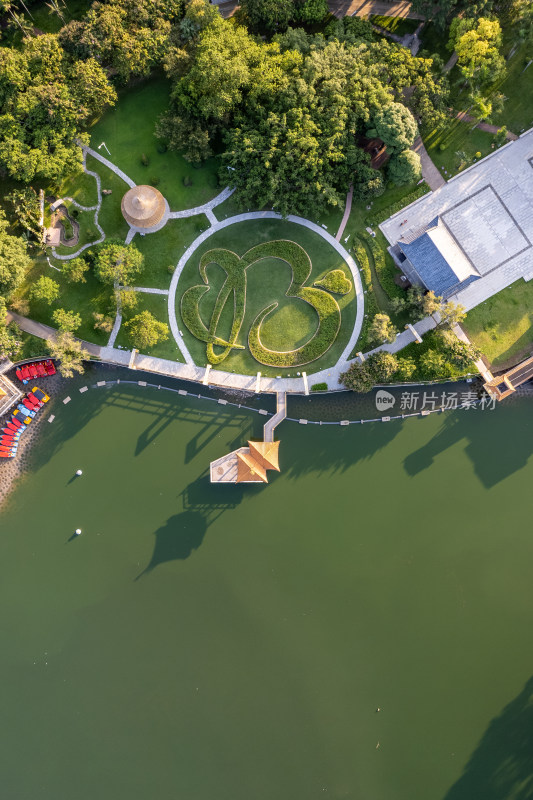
[359,231,403,301]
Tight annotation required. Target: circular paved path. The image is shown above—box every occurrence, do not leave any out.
[167,211,364,376]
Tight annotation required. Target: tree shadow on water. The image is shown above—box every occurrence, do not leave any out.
[136,475,244,580]
[404,405,533,488]
[443,675,533,800]
[135,511,207,580]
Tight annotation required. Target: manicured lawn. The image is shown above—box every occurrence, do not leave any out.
[115,292,184,362]
[490,44,533,134]
[371,15,419,36]
[175,219,357,377]
[132,216,210,289]
[85,155,131,241]
[463,280,533,368]
[54,169,99,208]
[423,119,495,177]
[89,76,222,211]
[13,256,114,347]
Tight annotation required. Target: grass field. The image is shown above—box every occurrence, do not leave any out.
[115,292,184,362]
[84,155,131,241]
[491,44,533,134]
[13,257,114,347]
[89,77,221,211]
[423,119,495,177]
[132,216,210,289]
[463,280,533,368]
[175,219,357,377]
[371,15,419,37]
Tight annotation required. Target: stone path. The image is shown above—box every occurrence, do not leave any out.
[50,151,105,260]
[83,145,135,188]
[132,287,169,295]
[454,111,518,140]
[412,135,445,191]
[6,311,102,358]
[336,184,354,241]
[443,51,458,72]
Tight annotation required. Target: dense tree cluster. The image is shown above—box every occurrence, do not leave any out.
[0,34,116,181]
[240,0,328,33]
[449,17,505,92]
[59,0,184,83]
[0,210,32,297]
[159,0,448,217]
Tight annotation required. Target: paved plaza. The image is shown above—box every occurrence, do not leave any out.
[380,129,533,310]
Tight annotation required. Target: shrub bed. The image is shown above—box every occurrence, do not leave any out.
[351,238,378,353]
[311,382,328,391]
[365,184,430,227]
[314,268,352,295]
[360,231,403,301]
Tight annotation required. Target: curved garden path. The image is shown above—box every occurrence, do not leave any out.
[336,184,354,242]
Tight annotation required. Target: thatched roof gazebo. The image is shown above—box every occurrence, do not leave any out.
[121,185,166,229]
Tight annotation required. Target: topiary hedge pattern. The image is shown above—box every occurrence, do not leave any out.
[314,268,352,295]
[181,239,343,367]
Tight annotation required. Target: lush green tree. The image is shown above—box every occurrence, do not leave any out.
[46,330,89,378]
[293,0,328,24]
[94,241,144,286]
[340,351,399,392]
[93,312,114,334]
[368,313,397,345]
[240,0,293,32]
[387,149,421,186]
[0,295,21,360]
[0,210,32,296]
[62,256,89,284]
[410,0,494,31]
[438,299,467,329]
[395,355,416,380]
[5,187,40,238]
[116,288,138,316]
[368,102,418,153]
[419,348,451,379]
[450,17,505,90]
[324,15,375,44]
[52,307,81,332]
[29,275,59,305]
[0,34,116,181]
[124,310,169,349]
[437,328,480,367]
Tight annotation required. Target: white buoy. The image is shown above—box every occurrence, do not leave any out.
[76,469,82,476]
[75,529,82,536]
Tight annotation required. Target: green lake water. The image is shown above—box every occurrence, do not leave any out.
[1,379,533,800]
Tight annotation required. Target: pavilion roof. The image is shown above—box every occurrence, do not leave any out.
[236,452,268,483]
[248,440,280,472]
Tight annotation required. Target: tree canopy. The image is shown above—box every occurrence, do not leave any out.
[0,210,32,297]
[449,17,505,91]
[159,4,449,217]
[93,241,144,286]
[0,34,116,181]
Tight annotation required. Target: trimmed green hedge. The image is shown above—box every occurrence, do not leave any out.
[351,238,378,355]
[311,382,328,391]
[365,184,430,227]
[360,231,403,301]
[314,268,352,295]
[246,240,341,367]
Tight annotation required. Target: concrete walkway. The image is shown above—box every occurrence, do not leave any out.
[412,136,445,191]
[443,51,458,72]
[51,150,105,260]
[263,392,287,442]
[6,311,102,358]
[83,145,135,189]
[336,184,354,242]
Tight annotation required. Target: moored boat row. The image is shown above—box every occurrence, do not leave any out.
[0,387,50,458]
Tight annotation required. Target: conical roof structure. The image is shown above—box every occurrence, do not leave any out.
[121,185,166,229]
[248,440,280,472]
[236,451,268,483]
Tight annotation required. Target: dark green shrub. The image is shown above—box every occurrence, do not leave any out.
[141,153,149,166]
[311,382,328,391]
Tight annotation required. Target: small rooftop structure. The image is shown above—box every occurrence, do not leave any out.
[484,354,533,401]
[0,373,23,417]
[393,216,480,298]
[121,185,166,229]
[211,440,280,484]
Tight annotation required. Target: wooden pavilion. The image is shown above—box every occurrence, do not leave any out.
[210,440,280,484]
